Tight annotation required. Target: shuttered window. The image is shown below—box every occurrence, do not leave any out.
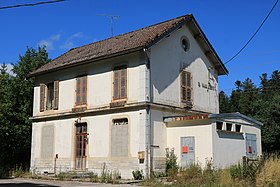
[40,81,59,111]
[113,65,127,100]
[40,84,46,112]
[53,80,59,109]
[181,71,192,103]
[76,76,87,106]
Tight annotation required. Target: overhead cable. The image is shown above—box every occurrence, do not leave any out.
[0,0,66,10]
[225,0,279,64]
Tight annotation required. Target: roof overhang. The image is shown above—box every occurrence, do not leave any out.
[163,112,263,128]
[209,112,263,126]
[186,17,228,75]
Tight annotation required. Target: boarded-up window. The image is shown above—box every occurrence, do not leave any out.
[181,71,192,103]
[41,125,54,158]
[113,65,127,100]
[111,118,128,157]
[76,76,87,106]
[40,81,59,111]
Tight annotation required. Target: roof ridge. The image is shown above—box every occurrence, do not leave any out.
[66,14,192,52]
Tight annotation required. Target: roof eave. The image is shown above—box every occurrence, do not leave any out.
[27,46,144,78]
[209,113,263,126]
[187,17,229,75]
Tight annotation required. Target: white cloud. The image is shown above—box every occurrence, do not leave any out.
[38,34,61,51]
[60,32,84,50]
[1,63,14,76]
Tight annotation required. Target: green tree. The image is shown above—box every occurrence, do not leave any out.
[0,47,50,177]
[220,70,280,153]
[219,91,230,113]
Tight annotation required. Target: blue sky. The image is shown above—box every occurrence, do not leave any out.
[0,0,279,94]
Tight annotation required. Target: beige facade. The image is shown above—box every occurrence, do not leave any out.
[30,15,261,179]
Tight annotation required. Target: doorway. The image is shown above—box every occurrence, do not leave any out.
[75,123,87,170]
[181,136,195,167]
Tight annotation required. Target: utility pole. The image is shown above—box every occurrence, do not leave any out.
[97,14,120,37]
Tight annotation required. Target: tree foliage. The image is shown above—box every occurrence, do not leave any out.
[219,70,280,153]
[0,47,50,177]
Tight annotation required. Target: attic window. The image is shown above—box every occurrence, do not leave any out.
[216,121,223,130]
[181,36,190,52]
[226,123,232,131]
[235,124,241,132]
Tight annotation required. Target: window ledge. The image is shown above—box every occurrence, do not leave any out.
[110,100,127,108]
[72,106,87,112]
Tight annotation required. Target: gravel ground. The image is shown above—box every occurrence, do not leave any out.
[0,178,137,187]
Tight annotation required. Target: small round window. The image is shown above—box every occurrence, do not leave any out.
[181,36,190,52]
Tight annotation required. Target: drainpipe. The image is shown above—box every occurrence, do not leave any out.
[143,47,152,178]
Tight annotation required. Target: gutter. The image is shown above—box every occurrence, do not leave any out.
[143,47,152,178]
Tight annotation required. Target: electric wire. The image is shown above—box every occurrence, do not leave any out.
[225,0,279,64]
[0,0,66,10]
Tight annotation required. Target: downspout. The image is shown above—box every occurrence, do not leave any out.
[143,47,152,178]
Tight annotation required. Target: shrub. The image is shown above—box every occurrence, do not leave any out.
[100,163,120,183]
[132,169,144,180]
[56,172,75,180]
[165,148,178,177]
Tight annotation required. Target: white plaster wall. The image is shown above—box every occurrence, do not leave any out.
[30,109,147,178]
[33,51,147,116]
[166,124,213,167]
[151,110,168,158]
[212,121,262,168]
[150,25,219,113]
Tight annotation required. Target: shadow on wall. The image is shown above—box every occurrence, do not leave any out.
[152,59,197,95]
[217,131,244,140]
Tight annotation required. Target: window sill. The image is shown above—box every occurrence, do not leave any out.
[110,100,127,108]
[72,106,87,112]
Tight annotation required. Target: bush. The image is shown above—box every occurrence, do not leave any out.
[132,169,144,180]
[165,148,178,177]
[100,163,120,183]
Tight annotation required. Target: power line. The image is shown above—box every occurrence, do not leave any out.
[0,0,66,10]
[225,0,279,65]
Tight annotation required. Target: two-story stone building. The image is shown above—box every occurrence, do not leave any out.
[29,14,262,178]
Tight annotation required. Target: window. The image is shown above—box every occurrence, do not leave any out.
[76,76,87,106]
[235,124,241,132]
[111,118,128,157]
[216,121,223,130]
[181,36,190,52]
[113,65,127,100]
[75,123,87,170]
[226,123,232,131]
[40,80,59,112]
[181,71,192,104]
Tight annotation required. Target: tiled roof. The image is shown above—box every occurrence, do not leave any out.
[30,14,193,76]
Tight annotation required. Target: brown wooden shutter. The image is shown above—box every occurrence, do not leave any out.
[120,66,127,99]
[40,84,46,112]
[76,76,87,106]
[181,71,187,102]
[113,68,120,100]
[76,77,81,105]
[82,76,87,105]
[186,72,192,102]
[53,80,59,110]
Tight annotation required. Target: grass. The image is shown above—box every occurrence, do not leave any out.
[256,154,280,187]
